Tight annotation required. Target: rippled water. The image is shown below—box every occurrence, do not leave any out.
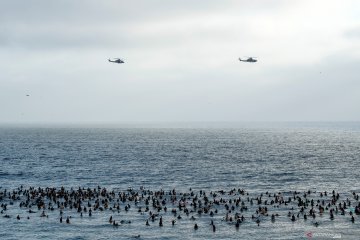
[1,123,360,239]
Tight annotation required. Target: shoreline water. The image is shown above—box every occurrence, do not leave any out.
[1,186,359,239]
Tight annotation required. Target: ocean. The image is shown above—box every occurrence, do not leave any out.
[0,122,359,239]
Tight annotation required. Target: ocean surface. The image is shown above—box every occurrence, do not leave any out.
[1,122,360,239]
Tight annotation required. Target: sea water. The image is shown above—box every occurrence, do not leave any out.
[0,122,359,239]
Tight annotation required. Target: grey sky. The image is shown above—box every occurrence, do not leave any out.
[1,0,359,123]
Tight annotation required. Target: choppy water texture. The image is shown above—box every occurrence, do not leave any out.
[1,123,360,239]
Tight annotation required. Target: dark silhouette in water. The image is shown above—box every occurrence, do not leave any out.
[0,186,358,234]
[194,223,198,230]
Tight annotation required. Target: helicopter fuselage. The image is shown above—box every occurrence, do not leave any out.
[239,58,257,62]
[108,59,124,64]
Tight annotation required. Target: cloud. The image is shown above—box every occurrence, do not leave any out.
[0,0,360,122]
[0,0,294,50]
[345,27,360,38]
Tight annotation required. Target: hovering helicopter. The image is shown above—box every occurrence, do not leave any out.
[239,57,257,63]
[108,58,124,64]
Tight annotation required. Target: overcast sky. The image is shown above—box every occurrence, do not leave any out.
[1,0,359,123]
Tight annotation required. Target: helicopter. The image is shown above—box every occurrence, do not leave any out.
[239,57,257,63]
[108,58,124,64]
